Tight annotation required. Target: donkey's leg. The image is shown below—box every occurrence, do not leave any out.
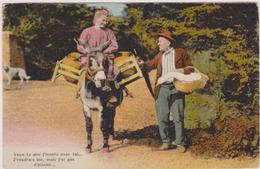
[80,92,93,153]
[108,107,116,140]
[83,107,93,153]
[99,106,112,152]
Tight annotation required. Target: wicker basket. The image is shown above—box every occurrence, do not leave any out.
[114,51,143,86]
[62,52,81,69]
[62,52,81,83]
[174,67,209,93]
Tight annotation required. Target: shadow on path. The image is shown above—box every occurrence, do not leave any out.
[110,124,193,152]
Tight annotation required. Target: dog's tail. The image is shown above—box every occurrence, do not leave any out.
[25,76,31,80]
[25,76,31,83]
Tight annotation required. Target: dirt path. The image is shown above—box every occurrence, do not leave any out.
[3,73,259,169]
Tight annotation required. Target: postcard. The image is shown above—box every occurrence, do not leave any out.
[2,2,259,169]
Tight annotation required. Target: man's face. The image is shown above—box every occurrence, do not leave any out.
[157,36,171,51]
[94,15,108,28]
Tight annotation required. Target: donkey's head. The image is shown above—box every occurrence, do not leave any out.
[88,56,106,88]
[77,38,111,69]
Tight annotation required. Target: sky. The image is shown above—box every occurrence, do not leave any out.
[87,3,127,16]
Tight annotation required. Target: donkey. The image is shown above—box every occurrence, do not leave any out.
[80,56,123,153]
[77,40,123,153]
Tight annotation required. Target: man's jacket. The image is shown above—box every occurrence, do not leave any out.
[144,48,193,97]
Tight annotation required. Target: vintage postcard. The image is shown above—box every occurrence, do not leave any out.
[2,1,259,169]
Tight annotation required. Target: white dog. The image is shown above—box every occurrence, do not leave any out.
[4,66,31,86]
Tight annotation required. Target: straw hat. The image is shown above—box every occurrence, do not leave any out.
[174,67,209,93]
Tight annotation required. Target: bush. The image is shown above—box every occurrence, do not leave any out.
[189,114,259,158]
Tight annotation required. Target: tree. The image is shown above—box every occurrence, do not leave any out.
[3,3,94,79]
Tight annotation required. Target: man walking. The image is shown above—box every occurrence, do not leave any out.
[144,29,194,152]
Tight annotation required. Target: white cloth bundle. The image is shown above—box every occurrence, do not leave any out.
[157,71,202,85]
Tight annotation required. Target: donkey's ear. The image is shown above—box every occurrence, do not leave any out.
[99,40,112,51]
[78,39,90,48]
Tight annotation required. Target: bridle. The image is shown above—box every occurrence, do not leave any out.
[85,67,105,81]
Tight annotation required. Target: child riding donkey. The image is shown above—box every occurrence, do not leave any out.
[76,9,122,153]
[77,9,120,92]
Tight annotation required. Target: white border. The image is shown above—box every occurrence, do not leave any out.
[0,1,259,169]
[0,0,259,3]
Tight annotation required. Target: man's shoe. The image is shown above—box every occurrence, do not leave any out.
[158,143,171,151]
[170,141,177,149]
[176,145,186,153]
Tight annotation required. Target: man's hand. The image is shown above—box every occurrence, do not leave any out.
[183,67,195,74]
[137,58,146,71]
[137,57,144,66]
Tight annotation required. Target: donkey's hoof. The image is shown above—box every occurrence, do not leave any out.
[102,145,110,153]
[85,145,92,153]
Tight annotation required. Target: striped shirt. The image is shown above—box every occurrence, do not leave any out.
[162,48,175,77]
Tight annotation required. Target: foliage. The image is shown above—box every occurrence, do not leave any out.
[185,93,218,129]
[3,3,94,79]
[189,114,259,158]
